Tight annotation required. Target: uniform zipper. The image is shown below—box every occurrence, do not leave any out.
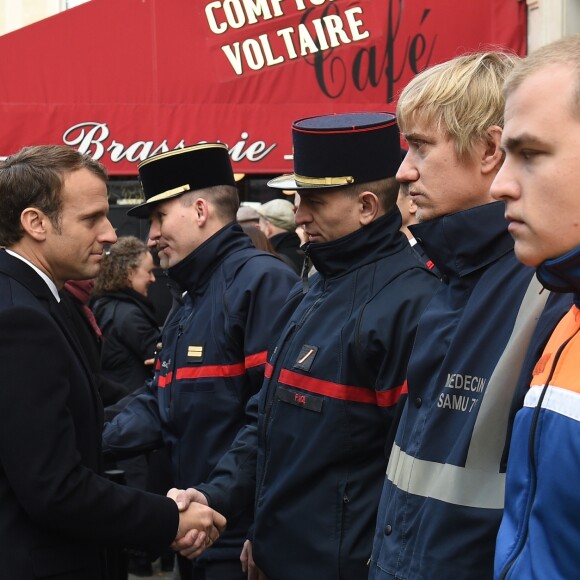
[257,278,328,500]
[168,307,196,411]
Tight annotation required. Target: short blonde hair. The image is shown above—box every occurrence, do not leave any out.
[503,35,580,118]
[397,51,520,160]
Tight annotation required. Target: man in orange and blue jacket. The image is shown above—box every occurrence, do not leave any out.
[492,35,580,579]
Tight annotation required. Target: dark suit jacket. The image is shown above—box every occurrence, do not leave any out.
[0,250,178,579]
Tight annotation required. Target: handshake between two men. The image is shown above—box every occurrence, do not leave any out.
[168,488,226,559]
[168,488,264,577]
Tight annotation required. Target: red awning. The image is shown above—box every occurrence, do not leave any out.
[0,0,526,175]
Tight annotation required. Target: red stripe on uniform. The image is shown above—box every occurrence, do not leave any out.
[245,351,267,369]
[157,354,268,388]
[157,372,173,388]
[376,379,408,407]
[278,369,404,407]
[265,363,274,379]
[177,362,246,380]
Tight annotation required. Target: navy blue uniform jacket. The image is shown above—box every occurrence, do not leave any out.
[369,203,572,580]
[198,209,440,579]
[103,223,298,562]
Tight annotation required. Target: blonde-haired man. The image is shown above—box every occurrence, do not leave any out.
[492,35,580,579]
[369,53,571,579]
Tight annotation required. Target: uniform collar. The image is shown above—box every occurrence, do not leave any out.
[305,208,408,279]
[168,221,254,294]
[409,201,513,278]
[537,246,580,301]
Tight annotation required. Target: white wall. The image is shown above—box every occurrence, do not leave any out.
[527,0,580,52]
[0,0,89,36]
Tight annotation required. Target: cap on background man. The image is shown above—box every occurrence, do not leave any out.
[256,198,303,273]
[257,199,295,231]
[236,204,260,226]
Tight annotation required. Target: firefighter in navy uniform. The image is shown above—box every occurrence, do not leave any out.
[102,143,298,580]
[187,113,441,580]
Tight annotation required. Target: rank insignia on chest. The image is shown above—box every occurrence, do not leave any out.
[294,344,318,372]
[187,345,204,363]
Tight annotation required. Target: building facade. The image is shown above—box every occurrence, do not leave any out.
[2,1,578,67]
[0,0,88,36]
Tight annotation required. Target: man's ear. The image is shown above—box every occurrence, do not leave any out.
[193,197,210,226]
[20,207,49,241]
[481,126,504,175]
[359,191,380,226]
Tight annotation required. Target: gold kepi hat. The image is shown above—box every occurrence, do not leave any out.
[128,143,236,218]
[268,112,399,191]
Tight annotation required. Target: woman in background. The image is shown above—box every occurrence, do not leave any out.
[241,222,276,253]
[92,236,159,394]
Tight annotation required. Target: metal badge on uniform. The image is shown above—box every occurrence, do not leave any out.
[294,344,318,372]
[187,344,204,363]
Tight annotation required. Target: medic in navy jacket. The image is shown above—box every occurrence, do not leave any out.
[102,222,298,563]
[369,202,571,580]
[198,208,440,579]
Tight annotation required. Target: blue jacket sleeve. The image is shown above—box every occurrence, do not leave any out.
[102,379,165,458]
[196,391,260,523]
[196,260,299,521]
[226,255,298,399]
[358,268,439,423]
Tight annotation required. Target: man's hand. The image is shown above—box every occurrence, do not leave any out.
[170,501,226,559]
[167,487,209,510]
[168,487,221,558]
[241,539,268,580]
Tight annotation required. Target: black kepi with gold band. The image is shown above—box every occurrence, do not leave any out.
[128,143,236,218]
[268,112,399,191]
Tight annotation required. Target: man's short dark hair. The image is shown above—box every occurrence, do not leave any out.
[180,184,240,223]
[0,145,107,246]
[342,176,399,213]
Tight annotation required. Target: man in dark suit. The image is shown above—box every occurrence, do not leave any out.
[0,145,226,579]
